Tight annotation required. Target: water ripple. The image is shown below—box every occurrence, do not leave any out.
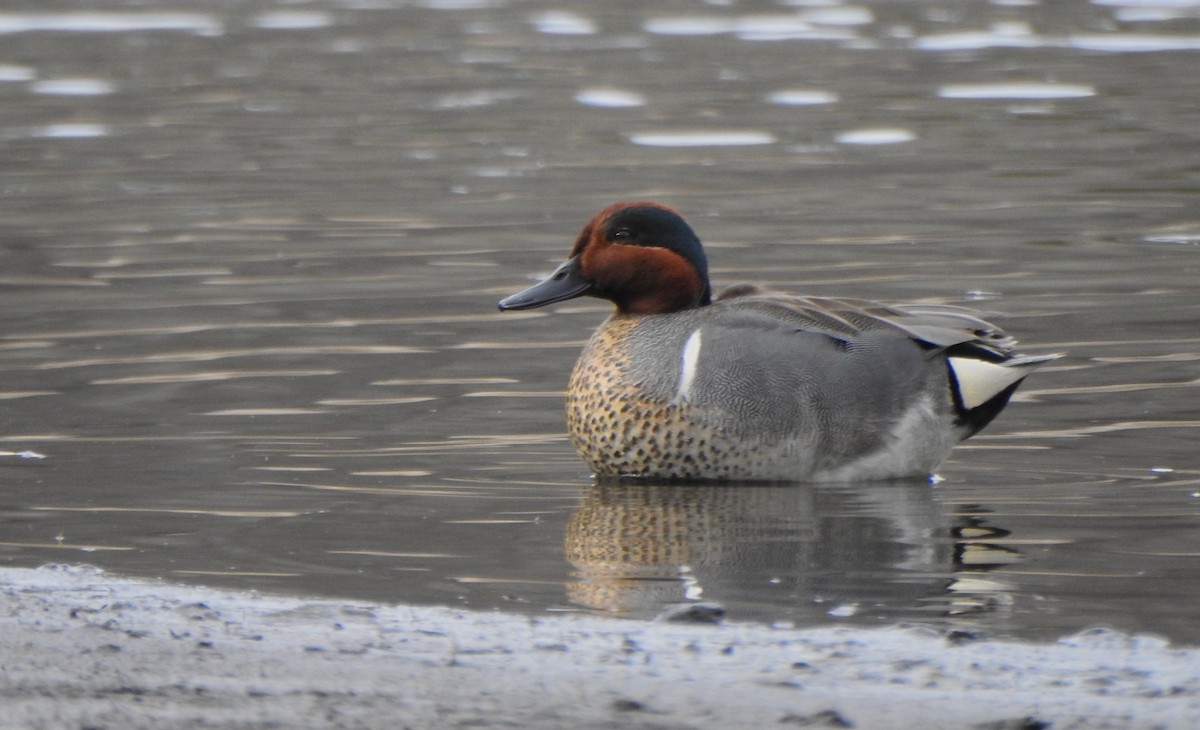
[574,88,645,108]
[0,12,222,35]
[530,11,595,35]
[30,345,428,370]
[835,128,917,145]
[250,12,333,30]
[29,78,115,95]
[628,131,777,147]
[938,83,1095,100]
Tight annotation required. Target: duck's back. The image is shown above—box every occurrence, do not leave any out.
[566,291,1048,481]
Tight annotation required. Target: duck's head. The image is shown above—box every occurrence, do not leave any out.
[498,202,712,315]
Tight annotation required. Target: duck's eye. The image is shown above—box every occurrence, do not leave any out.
[612,228,633,241]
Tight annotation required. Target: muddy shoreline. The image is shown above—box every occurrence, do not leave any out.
[1,564,1195,729]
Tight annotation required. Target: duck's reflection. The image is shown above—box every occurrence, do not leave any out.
[564,480,1022,626]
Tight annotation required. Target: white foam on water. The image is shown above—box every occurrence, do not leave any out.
[575,88,646,108]
[938,82,1096,99]
[799,6,875,25]
[917,30,1046,51]
[432,90,520,110]
[1070,33,1200,51]
[251,12,334,30]
[628,131,777,147]
[644,14,857,41]
[530,11,596,35]
[30,78,116,96]
[32,123,111,138]
[1113,7,1194,20]
[1144,233,1200,245]
[735,16,816,37]
[919,23,1200,53]
[644,17,735,35]
[0,12,222,36]
[0,65,36,81]
[421,0,500,8]
[1092,0,1200,8]
[835,128,916,145]
[768,89,839,106]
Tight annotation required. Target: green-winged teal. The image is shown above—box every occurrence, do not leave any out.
[499,202,1059,481]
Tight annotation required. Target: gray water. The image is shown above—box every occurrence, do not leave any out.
[2,0,1199,644]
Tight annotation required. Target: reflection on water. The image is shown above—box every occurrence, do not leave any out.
[564,480,1080,634]
[2,0,1200,643]
[565,481,953,621]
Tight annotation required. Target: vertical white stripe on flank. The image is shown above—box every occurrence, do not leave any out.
[677,328,703,402]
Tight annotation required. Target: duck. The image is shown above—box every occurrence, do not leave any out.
[498,201,1059,482]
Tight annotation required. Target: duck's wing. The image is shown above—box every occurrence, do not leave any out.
[712,289,1062,429]
[715,288,1026,360]
[805,296,1064,414]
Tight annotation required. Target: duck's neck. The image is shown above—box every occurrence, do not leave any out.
[616,292,708,316]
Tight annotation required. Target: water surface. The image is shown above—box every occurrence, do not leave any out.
[2,0,1199,643]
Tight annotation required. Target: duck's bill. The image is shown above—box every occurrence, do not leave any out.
[498,256,594,311]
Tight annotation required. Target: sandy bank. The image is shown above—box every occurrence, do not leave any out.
[1,564,1195,729]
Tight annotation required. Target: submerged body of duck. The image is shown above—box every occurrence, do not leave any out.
[499,202,1058,482]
